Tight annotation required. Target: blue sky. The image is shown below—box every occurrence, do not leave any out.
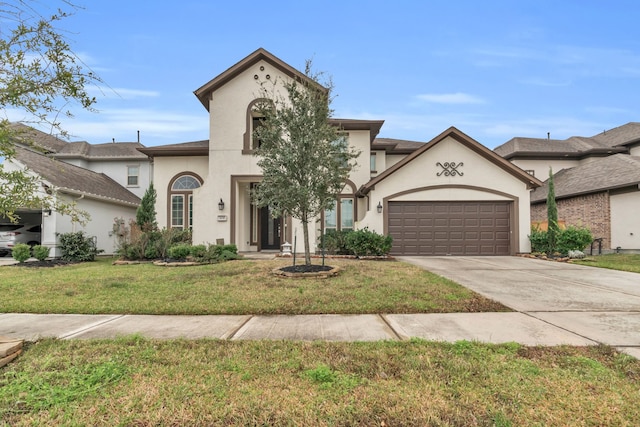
[7,0,640,149]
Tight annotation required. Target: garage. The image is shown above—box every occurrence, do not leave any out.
[388,201,511,256]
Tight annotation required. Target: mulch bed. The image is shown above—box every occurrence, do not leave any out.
[10,259,77,268]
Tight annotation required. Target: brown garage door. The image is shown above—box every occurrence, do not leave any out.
[388,201,511,256]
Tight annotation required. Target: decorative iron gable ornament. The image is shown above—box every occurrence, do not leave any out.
[436,162,464,177]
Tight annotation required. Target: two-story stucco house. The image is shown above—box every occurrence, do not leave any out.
[140,48,542,256]
[3,123,148,256]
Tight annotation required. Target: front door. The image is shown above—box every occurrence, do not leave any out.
[259,206,281,250]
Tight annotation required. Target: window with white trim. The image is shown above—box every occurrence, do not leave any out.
[169,174,202,229]
[127,165,140,186]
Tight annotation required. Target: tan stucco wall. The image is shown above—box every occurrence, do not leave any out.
[152,156,209,231]
[194,59,377,251]
[610,190,640,249]
[510,159,579,180]
[358,136,533,253]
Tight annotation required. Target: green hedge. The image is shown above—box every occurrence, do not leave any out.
[320,228,392,257]
[529,225,593,255]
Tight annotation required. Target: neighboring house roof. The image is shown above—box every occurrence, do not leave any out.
[53,141,148,161]
[138,140,210,158]
[194,48,325,110]
[9,122,69,153]
[14,146,141,206]
[591,122,640,148]
[359,127,543,196]
[494,123,639,159]
[530,154,640,203]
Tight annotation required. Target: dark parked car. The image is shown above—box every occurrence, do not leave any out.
[0,224,42,256]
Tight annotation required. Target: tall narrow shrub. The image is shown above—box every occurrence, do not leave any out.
[546,168,559,254]
[136,183,157,232]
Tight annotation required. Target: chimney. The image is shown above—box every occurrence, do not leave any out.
[547,132,550,140]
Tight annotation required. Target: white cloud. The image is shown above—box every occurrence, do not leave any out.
[87,86,161,100]
[415,93,485,105]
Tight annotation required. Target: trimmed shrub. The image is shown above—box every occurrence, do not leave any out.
[115,221,192,261]
[208,244,239,262]
[529,225,593,255]
[319,230,351,255]
[11,243,31,263]
[557,226,593,254]
[190,244,208,262]
[529,226,550,254]
[344,228,393,257]
[32,245,50,261]
[167,244,191,261]
[58,231,102,261]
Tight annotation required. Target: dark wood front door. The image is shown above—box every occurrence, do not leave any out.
[259,206,281,250]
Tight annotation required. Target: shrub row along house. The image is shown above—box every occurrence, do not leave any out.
[7,48,638,256]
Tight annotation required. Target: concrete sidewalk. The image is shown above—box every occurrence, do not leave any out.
[1,256,639,360]
[0,311,620,349]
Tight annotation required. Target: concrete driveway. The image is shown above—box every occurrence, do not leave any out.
[400,256,640,358]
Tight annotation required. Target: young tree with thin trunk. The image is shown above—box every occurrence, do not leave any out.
[252,62,360,266]
[547,167,559,254]
[0,1,101,221]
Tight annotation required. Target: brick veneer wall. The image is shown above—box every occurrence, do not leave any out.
[531,191,611,249]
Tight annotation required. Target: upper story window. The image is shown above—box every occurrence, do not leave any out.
[370,153,377,173]
[243,98,271,154]
[331,133,350,168]
[127,165,140,186]
[252,115,265,149]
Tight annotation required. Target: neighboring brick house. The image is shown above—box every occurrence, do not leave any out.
[495,123,640,251]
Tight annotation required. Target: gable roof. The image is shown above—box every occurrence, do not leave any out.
[494,123,640,159]
[14,146,141,206]
[358,127,542,196]
[9,122,69,153]
[530,154,640,203]
[194,48,325,110]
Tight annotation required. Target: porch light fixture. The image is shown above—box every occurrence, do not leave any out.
[377,201,383,213]
[218,198,225,210]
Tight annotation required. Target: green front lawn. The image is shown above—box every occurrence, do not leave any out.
[573,253,640,273]
[0,257,508,314]
[1,338,638,426]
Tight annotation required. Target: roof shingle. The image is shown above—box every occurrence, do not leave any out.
[531,154,640,203]
[14,147,141,206]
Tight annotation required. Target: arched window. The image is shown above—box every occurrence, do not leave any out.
[323,180,357,233]
[168,173,203,229]
[242,98,272,154]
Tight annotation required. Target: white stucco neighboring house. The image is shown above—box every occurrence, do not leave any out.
[140,48,542,256]
[2,124,146,256]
